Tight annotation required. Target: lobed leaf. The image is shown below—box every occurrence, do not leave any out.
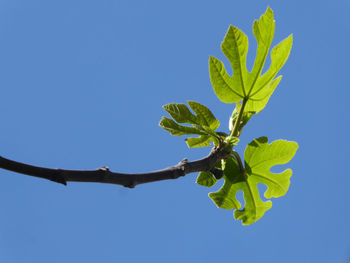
[160,101,221,148]
[208,137,298,225]
[209,7,292,114]
[244,136,298,199]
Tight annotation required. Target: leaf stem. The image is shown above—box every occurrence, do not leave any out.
[231,151,244,174]
[229,98,248,138]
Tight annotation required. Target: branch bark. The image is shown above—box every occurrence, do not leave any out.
[0,147,230,188]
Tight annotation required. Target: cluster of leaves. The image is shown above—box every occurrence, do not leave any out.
[159,7,298,225]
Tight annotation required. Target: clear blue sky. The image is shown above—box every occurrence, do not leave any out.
[0,0,349,262]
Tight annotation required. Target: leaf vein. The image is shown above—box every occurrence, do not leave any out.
[250,172,286,192]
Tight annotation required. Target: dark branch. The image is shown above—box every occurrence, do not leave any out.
[0,147,230,188]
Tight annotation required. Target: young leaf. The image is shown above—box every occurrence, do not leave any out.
[208,137,298,225]
[160,101,221,148]
[188,101,220,130]
[185,135,211,148]
[209,7,292,114]
[159,117,206,136]
[196,171,218,187]
[162,102,220,130]
[163,103,198,124]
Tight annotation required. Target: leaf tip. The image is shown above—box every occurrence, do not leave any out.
[286,33,294,45]
[266,6,274,15]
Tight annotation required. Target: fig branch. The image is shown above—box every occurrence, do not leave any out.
[0,146,230,188]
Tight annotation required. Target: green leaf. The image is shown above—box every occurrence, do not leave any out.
[209,24,249,104]
[244,75,281,113]
[210,7,292,114]
[251,34,293,99]
[162,102,220,130]
[225,136,239,147]
[163,103,198,124]
[209,137,298,225]
[209,157,243,209]
[186,135,211,148]
[196,171,218,187]
[247,6,275,95]
[221,26,249,98]
[160,102,221,148]
[188,101,220,130]
[209,56,243,103]
[233,182,272,225]
[193,124,219,139]
[159,117,206,136]
[244,137,298,199]
[246,34,293,113]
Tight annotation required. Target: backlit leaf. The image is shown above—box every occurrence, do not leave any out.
[244,137,298,199]
[159,117,205,136]
[209,7,292,114]
[160,102,221,148]
[209,157,243,209]
[209,56,243,103]
[208,137,298,225]
[196,171,218,187]
[163,103,198,124]
[188,101,220,130]
[244,76,281,113]
[186,135,211,148]
[220,25,249,98]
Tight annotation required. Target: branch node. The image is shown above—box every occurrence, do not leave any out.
[124,182,136,188]
[98,166,109,171]
[52,169,67,186]
[178,158,188,165]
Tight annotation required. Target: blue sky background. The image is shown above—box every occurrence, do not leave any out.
[0,0,349,262]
